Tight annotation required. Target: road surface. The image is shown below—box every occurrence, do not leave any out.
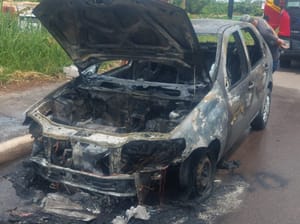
[216,64,300,224]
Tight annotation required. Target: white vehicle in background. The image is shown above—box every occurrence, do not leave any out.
[18,10,41,30]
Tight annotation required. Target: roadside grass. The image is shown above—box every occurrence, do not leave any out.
[0,12,71,85]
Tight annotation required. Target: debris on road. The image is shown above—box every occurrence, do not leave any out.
[1,160,250,224]
[41,193,98,222]
[197,176,249,224]
[112,205,150,224]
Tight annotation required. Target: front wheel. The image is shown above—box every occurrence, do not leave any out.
[251,89,271,130]
[179,153,216,201]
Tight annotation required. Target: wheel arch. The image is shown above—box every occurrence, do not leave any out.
[183,138,221,161]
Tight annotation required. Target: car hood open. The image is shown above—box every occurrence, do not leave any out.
[34,0,200,70]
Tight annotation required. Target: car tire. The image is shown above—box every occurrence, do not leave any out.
[251,89,271,130]
[179,152,216,201]
[280,59,291,68]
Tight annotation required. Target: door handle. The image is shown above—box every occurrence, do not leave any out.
[264,63,269,71]
[248,81,254,90]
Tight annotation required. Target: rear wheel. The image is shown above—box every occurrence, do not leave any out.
[251,89,271,130]
[180,152,216,201]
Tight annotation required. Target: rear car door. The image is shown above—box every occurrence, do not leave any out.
[239,26,271,121]
[223,28,256,149]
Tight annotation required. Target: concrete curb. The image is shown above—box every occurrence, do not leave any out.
[0,135,33,165]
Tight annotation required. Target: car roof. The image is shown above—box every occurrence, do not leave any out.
[192,19,245,34]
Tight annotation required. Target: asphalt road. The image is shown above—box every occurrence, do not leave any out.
[0,65,299,223]
[0,81,66,142]
[216,63,300,224]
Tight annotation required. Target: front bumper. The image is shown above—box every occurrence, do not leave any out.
[30,157,136,197]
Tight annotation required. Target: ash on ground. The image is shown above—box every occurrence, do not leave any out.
[3,160,249,224]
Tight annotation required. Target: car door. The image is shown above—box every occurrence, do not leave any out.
[223,29,255,149]
[239,26,270,120]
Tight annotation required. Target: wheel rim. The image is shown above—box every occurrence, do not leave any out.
[262,94,271,124]
[195,157,213,196]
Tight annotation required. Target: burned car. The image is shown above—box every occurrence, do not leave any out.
[24,0,273,202]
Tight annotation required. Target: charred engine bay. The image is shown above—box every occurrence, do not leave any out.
[44,61,209,134]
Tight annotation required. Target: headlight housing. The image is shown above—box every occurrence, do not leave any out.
[121,138,186,173]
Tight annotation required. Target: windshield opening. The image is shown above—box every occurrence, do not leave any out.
[83,60,209,85]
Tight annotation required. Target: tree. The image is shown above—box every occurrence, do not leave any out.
[186,0,210,14]
[201,2,227,17]
[171,0,210,14]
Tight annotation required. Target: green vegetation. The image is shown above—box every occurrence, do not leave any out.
[197,34,219,43]
[0,12,70,84]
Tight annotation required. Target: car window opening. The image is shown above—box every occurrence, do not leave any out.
[226,44,242,86]
[226,31,249,87]
[241,28,263,67]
